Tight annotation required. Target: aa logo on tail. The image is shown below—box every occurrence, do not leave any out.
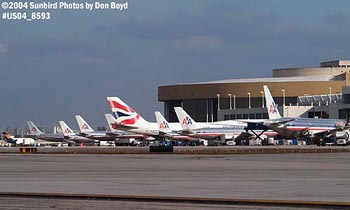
[31,127,37,132]
[81,123,89,130]
[159,121,169,129]
[181,116,192,125]
[269,102,278,114]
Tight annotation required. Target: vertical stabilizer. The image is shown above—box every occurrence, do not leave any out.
[154,111,172,133]
[174,107,197,130]
[27,121,44,135]
[105,114,119,132]
[106,97,149,126]
[59,121,74,136]
[263,85,282,119]
[2,132,16,144]
[2,132,13,140]
[75,115,94,133]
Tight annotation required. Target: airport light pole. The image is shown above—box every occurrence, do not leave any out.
[228,94,232,110]
[260,91,264,108]
[233,95,236,110]
[282,89,285,107]
[247,92,251,109]
[329,87,332,105]
[217,94,220,110]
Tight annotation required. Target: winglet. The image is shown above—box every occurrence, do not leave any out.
[263,85,282,119]
[174,107,197,130]
[155,111,172,133]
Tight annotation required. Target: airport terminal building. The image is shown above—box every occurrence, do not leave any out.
[158,60,350,122]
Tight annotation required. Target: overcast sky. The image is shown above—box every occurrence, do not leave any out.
[1,0,350,129]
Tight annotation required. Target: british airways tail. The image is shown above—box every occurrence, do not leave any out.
[59,121,74,136]
[106,97,149,126]
[174,107,197,130]
[154,111,172,134]
[104,113,119,132]
[27,121,44,135]
[75,115,95,133]
[263,85,282,119]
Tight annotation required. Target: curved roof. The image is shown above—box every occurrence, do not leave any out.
[188,75,344,85]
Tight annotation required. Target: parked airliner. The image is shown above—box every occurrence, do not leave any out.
[27,121,65,142]
[249,85,349,140]
[106,97,182,138]
[58,120,96,144]
[2,132,35,145]
[75,115,118,141]
[174,107,246,140]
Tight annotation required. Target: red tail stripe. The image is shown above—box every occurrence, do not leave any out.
[120,115,140,125]
[108,100,135,113]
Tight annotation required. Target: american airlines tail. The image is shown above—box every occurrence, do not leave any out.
[154,111,172,134]
[59,121,75,136]
[106,97,150,127]
[104,113,119,132]
[263,85,282,119]
[75,115,95,133]
[174,107,198,130]
[27,121,44,135]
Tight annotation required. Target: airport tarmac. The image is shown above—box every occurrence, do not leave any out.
[0,153,349,208]
[0,196,337,210]
[3,196,338,210]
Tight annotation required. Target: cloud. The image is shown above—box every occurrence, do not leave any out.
[321,12,349,25]
[174,36,224,49]
[2,0,350,127]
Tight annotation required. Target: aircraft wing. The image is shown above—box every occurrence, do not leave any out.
[158,131,199,140]
[262,118,296,127]
[313,125,350,138]
[77,132,89,137]
[245,118,294,130]
[176,130,196,136]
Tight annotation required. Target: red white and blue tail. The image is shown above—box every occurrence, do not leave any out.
[106,97,149,126]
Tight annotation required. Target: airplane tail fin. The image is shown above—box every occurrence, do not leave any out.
[2,132,14,141]
[174,107,197,130]
[263,85,282,119]
[59,121,74,136]
[104,114,119,132]
[106,97,149,126]
[75,115,94,133]
[155,111,172,133]
[27,121,44,135]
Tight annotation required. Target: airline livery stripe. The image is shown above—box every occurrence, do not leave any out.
[119,115,140,125]
[108,100,135,113]
[286,127,334,131]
